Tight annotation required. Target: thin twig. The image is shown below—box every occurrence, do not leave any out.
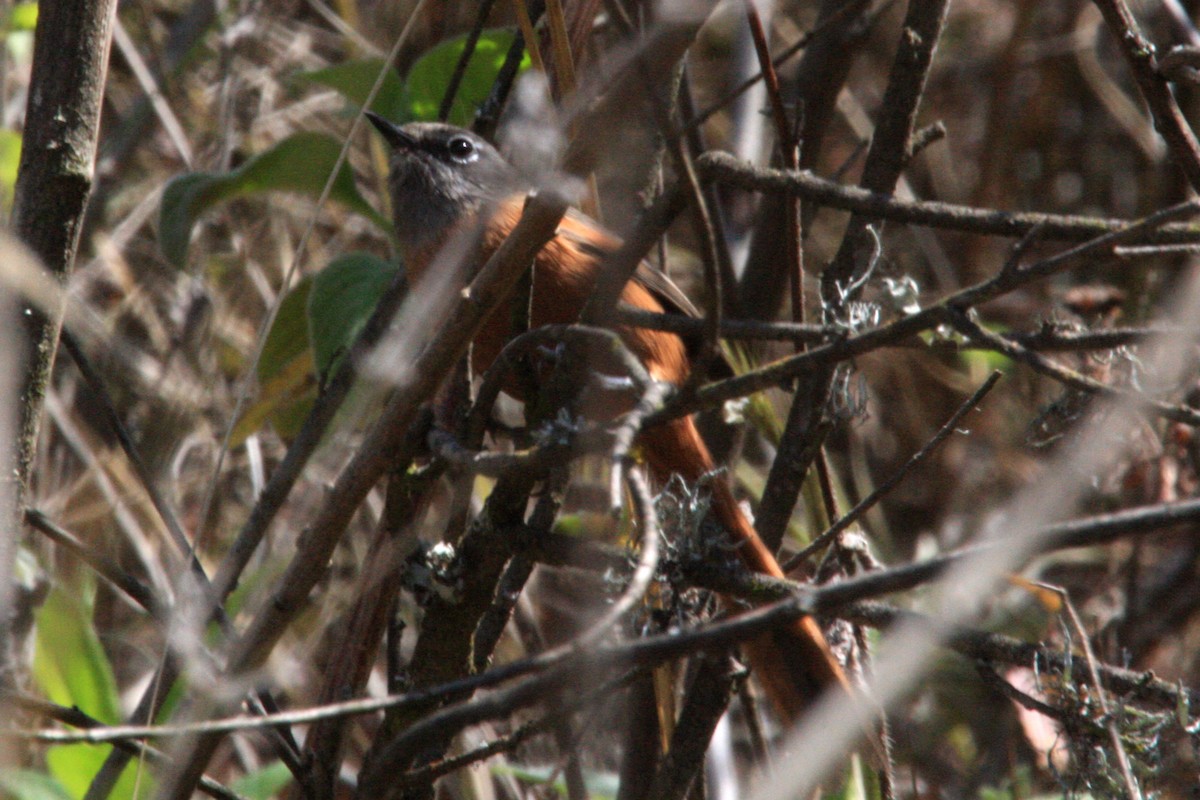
[155,190,570,800]
[1056,588,1144,800]
[394,670,646,788]
[359,467,661,793]
[784,370,1003,571]
[647,199,1200,425]
[512,0,546,73]
[947,309,1200,427]
[682,0,870,134]
[609,380,673,514]
[191,0,431,562]
[14,493,1200,748]
[24,509,165,619]
[744,0,805,328]
[59,330,196,580]
[615,306,1184,352]
[438,0,499,121]
[580,183,689,325]
[5,693,246,800]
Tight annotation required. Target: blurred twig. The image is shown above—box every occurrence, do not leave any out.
[360,464,660,798]
[616,306,1185,353]
[785,370,1003,571]
[285,463,439,800]
[156,190,570,800]
[23,509,165,619]
[4,693,245,800]
[1056,589,1144,800]
[647,652,743,800]
[394,670,647,789]
[191,0,432,563]
[16,489,1200,749]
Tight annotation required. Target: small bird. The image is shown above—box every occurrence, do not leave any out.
[366,112,849,720]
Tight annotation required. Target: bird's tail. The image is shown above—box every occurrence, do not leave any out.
[641,415,850,720]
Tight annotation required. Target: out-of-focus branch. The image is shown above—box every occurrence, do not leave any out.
[5,693,243,800]
[155,189,570,800]
[1091,0,1200,193]
[646,652,743,800]
[16,492,1200,752]
[284,464,439,800]
[738,0,874,321]
[616,305,1185,352]
[785,370,1003,570]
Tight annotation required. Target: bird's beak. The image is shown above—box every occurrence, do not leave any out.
[365,111,417,150]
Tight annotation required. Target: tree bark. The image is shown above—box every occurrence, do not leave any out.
[11,0,119,507]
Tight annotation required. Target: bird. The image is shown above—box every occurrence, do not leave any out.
[365,112,850,720]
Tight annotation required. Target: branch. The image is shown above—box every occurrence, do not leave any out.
[646,652,742,800]
[359,467,662,797]
[1091,0,1200,193]
[948,310,1200,427]
[24,509,166,620]
[11,0,118,492]
[4,693,245,800]
[823,0,951,306]
[647,199,1200,423]
[847,602,1195,715]
[156,189,570,800]
[15,494,1200,750]
[785,370,1003,569]
[697,152,1200,244]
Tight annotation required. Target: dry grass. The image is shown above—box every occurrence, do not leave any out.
[5,0,1200,798]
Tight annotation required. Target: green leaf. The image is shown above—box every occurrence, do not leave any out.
[32,588,145,799]
[260,275,314,386]
[307,252,399,380]
[233,275,316,444]
[0,129,21,212]
[235,251,397,445]
[301,31,529,127]
[492,764,619,800]
[230,761,293,800]
[958,347,1013,375]
[403,29,528,125]
[5,2,38,31]
[300,60,408,122]
[33,588,120,724]
[0,770,73,800]
[158,132,390,267]
[45,744,145,800]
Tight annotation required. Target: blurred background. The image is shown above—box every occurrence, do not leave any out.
[3,0,1200,797]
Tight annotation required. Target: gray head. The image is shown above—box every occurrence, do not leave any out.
[365,114,524,258]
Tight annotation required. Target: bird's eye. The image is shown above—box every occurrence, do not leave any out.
[447,136,476,161]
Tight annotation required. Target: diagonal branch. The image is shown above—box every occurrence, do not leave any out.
[154,189,569,800]
[1091,0,1200,193]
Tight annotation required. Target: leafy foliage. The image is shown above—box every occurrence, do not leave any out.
[32,588,145,799]
[307,252,398,380]
[158,132,387,267]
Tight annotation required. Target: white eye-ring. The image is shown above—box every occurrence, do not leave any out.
[447,136,478,163]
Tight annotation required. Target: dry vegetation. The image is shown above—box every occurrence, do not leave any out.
[4,0,1200,798]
